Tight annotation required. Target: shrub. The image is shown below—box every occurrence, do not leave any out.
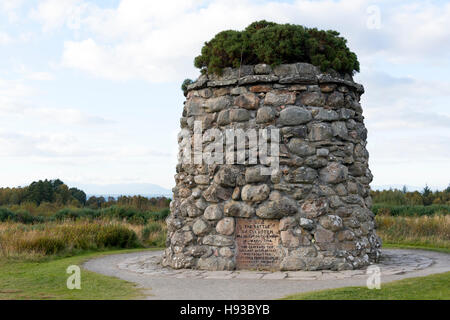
[16,237,66,255]
[194,20,359,75]
[95,225,138,248]
[372,204,450,216]
[181,79,194,96]
[150,208,170,221]
[0,208,43,224]
[140,221,166,247]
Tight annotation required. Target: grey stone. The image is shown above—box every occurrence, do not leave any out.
[340,108,355,120]
[180,199,202,217]
[185,97,206,116]
[245,166,269,183]
[214,166,240,187]
[197,256,235,271]
[320,162,348,184]
[281,230,301,248]
[319,215,343,231]
[230,86,247,95]
[301,198,329,218]
[327,91,345,108]
[309,123,333,141]
[304,156,328,169]
[280,106,312,126]
[281,126,308,139]
[241,184,270,202]
[171,230,194,246]
[256,107,276,123]
[202,234,234,247]
[331,121,348,139]
[299,218,314,230]
[301,92,325,107]
[349,162,366,177]
[315,109,339,121]
[273,64,298,77]
[204,96,232,112]
[203,184,233,202]
[219,247,234,258]
[216,217,235,236]
[229,108,250,122]
[217,110,230,125]
[193,219,209,235]
[234,93,259,110]
[166,217,183,231]
[264,91,296,106]
[256,197,297,219]
[224,201,255,218]
[280,255,306,271]
[316,148,329,157]
[204,204,223,220]
[254,63,272,74]
[288,138,316,156]
[194,175,210,185]
[238,75,278,85]
[289,167,317,183]
[314,227,335,243]
[337,230,355,241]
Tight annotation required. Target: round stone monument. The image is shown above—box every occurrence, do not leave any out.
[162,62,382,271]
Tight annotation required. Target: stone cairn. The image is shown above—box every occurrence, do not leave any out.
[162,62,382,271]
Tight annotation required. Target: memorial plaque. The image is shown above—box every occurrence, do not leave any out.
[235,218,280,270]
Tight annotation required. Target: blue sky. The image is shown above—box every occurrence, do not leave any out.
[0,0,449,191]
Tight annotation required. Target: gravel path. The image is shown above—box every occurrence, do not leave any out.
[83,249,450,300]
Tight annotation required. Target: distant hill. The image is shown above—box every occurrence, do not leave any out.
[68,182,172,198]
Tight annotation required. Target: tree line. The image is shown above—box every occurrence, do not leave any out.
[371,185,450,206]
[0,179,170,214]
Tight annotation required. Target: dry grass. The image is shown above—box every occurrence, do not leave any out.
[376,214,450,249]
[0,219,167,260]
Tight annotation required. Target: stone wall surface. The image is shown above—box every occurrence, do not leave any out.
[162,62,382,271]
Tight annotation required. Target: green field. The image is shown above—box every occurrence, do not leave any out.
[282,272,450,300]
[0,249,161,300]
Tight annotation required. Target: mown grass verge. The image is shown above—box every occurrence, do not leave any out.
[382,242,450,254]
[0,248,162,300]
[282,272,450,300]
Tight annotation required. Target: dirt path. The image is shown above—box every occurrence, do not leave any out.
[83,248,450,300]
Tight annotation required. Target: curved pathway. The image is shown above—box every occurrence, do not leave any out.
[83,249,450,300]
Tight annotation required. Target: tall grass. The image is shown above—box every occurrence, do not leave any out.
[376,215,450,249]
[0,219,167,260]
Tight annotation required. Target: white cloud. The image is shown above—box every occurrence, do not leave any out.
[0,76,109,125]
[15,64,54,81]
[49,0,450,82]
[25,71,54,81]
[0,32,12,45]
[0,0,24,22]
[0,0,24,11]
[29,0,88,32]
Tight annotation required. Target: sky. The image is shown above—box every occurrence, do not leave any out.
[0,0,449,191]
